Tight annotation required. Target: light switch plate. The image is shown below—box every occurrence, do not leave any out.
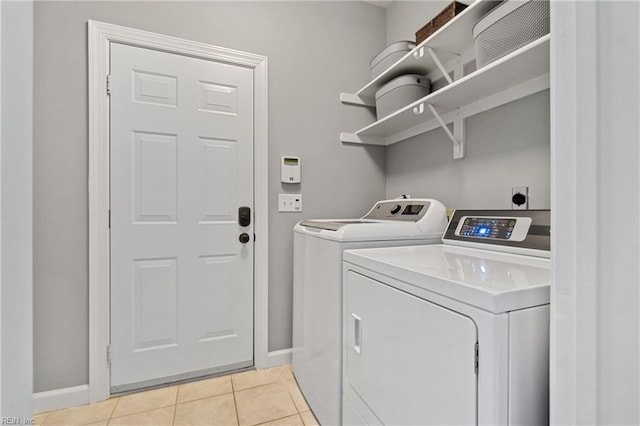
[279,194,302,212]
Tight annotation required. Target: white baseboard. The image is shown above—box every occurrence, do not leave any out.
[34,351,293,412]
[33,385,90,414]
[266,348,293,368]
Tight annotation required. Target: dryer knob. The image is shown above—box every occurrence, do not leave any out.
[390,204,402,215]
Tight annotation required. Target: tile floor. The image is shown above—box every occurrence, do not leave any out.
[33,365,319,426]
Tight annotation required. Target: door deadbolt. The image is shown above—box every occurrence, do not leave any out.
[239,233,251,244]
[238,206,251,227]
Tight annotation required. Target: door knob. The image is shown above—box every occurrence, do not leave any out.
[239,233,251,244]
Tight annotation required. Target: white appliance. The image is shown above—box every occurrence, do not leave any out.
[292,199,448,426]
[342,209,551,425]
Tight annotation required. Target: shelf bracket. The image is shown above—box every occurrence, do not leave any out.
[453,109,465,159]
[426,47,453,85]
[426,104,465,160]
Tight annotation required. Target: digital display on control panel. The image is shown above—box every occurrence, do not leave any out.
[459,217,516,240]
[402,204,424,215]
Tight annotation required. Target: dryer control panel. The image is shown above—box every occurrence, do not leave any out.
[443,209,551,257]
[455,216,532,242]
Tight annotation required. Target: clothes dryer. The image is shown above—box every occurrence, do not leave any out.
[342,209,551,425]
[292,199,448,426]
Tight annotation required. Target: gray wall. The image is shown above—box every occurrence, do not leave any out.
[385,1,550,210]
[1,0,34,416]
[386,91,550,209]
[34,1,386,392]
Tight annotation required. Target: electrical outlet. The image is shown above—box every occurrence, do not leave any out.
[279,194,302,212]
[512,186,528,210]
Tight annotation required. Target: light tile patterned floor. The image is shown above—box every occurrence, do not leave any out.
[34,365,320,426]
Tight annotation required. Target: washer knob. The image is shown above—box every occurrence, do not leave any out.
[390,204,402,215]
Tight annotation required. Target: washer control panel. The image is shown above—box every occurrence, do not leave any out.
[363,200,431,222]
[455,216,532,242]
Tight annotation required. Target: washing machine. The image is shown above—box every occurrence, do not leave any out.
[292,198,448,426]
[342,209,551,425]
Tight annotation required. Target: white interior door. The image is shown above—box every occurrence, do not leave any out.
[109,42,254,391]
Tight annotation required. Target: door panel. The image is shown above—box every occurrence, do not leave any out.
[345,271,478,425]
[132,258,178,350]
[200,138,237,220]
[133,132,177,222]
[110,42,254,390]
[198,255,237,341]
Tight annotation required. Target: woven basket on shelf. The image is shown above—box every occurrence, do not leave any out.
[415,1,468,44]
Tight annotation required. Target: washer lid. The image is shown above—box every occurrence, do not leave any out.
[294,198,449,242]
[298,219,374,231]
[343,244,550,313]
[295,219,443,242]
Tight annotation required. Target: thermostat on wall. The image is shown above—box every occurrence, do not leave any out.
[281,156,301,183]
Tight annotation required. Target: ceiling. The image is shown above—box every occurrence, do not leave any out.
[362,0,396,8]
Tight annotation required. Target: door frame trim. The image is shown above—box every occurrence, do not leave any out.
[88,20,269,403]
